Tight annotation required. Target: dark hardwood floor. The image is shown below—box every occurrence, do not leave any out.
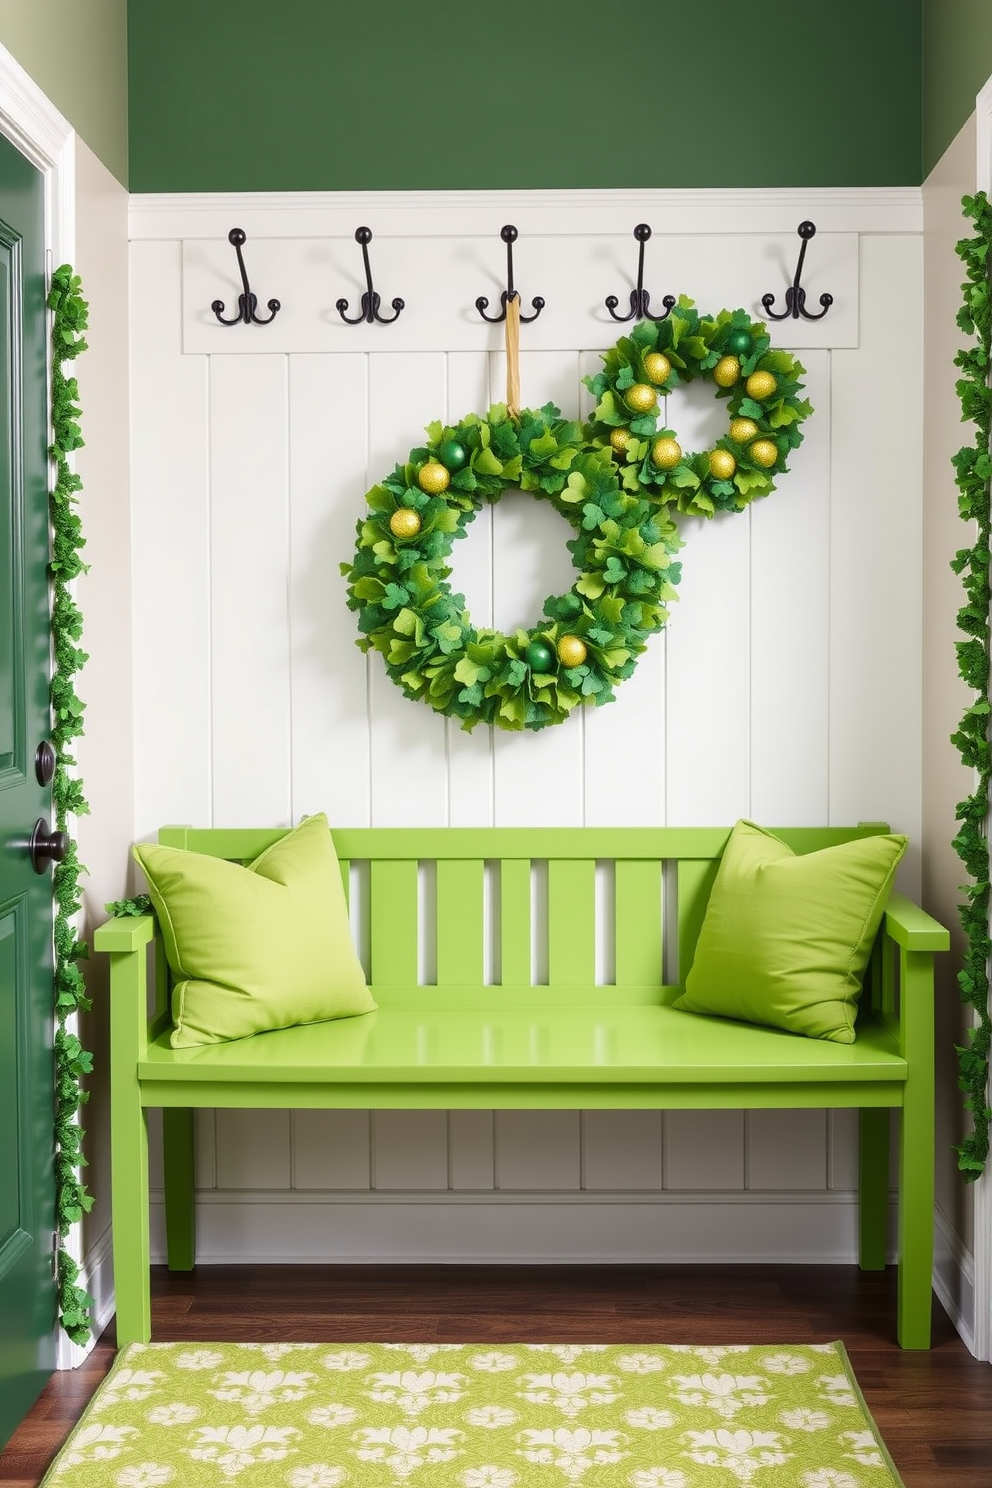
[2,1264,990,1487]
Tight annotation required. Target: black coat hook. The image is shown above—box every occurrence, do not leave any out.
[762,220,833,322]
[476,225,544,323]
[336,227,405,325]
[211,228,280,327]
[606,224,675,323]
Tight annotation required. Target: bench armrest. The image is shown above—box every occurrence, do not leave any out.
[93,913,157,953]
[883,892,951,952]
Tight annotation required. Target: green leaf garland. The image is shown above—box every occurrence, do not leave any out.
[952,194,992,1179]
[48,263,94,1341]
[342,304,811,732]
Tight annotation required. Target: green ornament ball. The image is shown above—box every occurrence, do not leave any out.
[438,439,468,471]
[725,329,751,356]
[525,640,556,673]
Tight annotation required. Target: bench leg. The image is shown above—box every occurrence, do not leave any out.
[858,1107,889,1271]
[897,1093,935,1349]
[111,1098,151,1345]
[163,1108,196,1271]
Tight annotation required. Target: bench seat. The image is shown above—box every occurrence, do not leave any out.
[95,827,949,1353]
[137,1003,909,1101]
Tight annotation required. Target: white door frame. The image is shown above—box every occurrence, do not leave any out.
[972,73,992,1366]
[0,40,77,1369]
[0,43,74,266]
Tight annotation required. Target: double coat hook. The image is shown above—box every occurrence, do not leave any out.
[762,220,833,321]
[606,224,675,323]
[476,225,545,323]
[211,228,280,326]
[336,227,405,325]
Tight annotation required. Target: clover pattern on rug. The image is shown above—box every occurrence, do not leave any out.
[44,1341,903,1488]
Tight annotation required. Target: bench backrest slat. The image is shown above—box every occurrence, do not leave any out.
[615,859,664,986]
[549,860,596,985]
[437,859,484,985]
[500,860,531,985]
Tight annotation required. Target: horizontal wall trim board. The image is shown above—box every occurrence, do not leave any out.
[129,187,924,242]
[148,1192,891,1267]
[175,1189,869,1206]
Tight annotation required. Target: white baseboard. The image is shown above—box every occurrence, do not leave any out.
[148,1189,871,1267]
[933,1202,977,1357]
[56,1222,116,1369]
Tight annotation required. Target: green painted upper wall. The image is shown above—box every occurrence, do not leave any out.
[0,0,127,185]
[127,0,923,193]
[924,0,992,174]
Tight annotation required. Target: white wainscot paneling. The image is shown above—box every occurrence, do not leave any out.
[747,1110,828,1190]
[583,1111,663,1191]
[132,189,924,1270]
[209,355,292,827]
[749,350,830,825]
[445,352,496,826]
[829,235,923,874]
[496,1111,581,1190]
[665,1111,746,1190]
[373,1110,448,1190]
[289,355,372,826]
[216,1109,291,1190]
[292,1110,371,1190]
[366,352,450,826]
[130,241,211,839]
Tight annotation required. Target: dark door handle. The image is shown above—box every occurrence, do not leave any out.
[29,818,68,874]
[35,740,56,786]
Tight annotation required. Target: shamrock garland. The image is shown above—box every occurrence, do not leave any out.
[951,191,992,1180]
[343,303,810,732]
[48,264,95,1342]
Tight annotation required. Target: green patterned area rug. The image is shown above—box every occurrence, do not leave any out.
[43,1341,904,1487]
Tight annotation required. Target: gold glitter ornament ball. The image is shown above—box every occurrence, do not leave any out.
[713,356,741,388]
[417,460,451,494]
[557,635,588,668]
[389,508,422,538]
[651,436,682,469]
[708,449,737,480]
[643,352,671,385]
[745,370,777,400]
[729,417,759,444]
[749,439,779,468]
[625,382,658,414]
[609,427,632,454]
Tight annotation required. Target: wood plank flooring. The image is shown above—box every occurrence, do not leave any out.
[2,1264,990,1487]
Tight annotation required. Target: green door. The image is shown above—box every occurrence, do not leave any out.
[0,133,57,1447]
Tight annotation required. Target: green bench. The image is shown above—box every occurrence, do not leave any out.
[94,824,949,1350]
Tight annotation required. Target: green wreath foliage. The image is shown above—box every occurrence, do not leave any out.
[343,403,682,731]
[342,304,811,732]
[951,191,992,1179]
[585,299,812,517]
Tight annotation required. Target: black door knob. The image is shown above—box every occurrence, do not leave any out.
[29,818,69,874]
[35,740,56,787]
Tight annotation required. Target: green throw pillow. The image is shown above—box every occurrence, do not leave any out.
[671,819,907,1043]
[133,813,376,1048]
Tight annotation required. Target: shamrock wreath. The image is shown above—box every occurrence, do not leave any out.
[342,300,811,732]
[585,297,812,517]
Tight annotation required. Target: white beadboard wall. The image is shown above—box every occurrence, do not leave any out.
[128,188,923,1265]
